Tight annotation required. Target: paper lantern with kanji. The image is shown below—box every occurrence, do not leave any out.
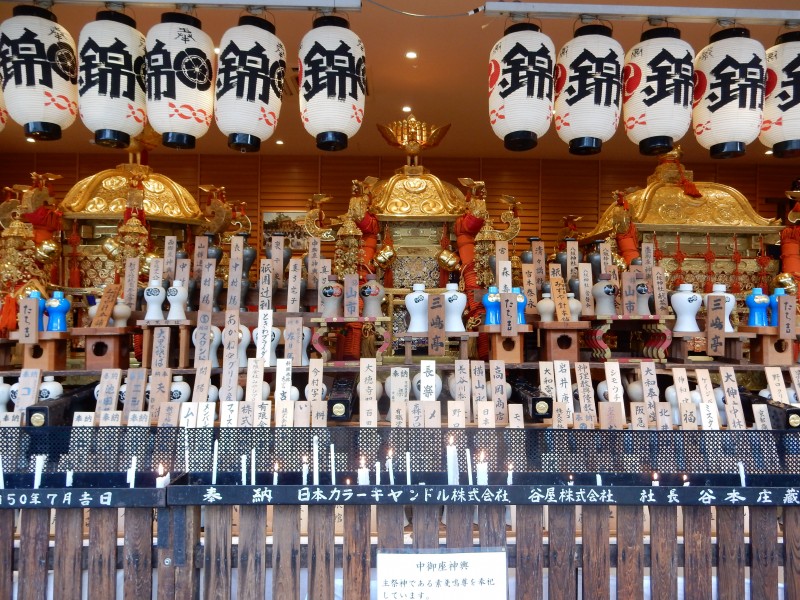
[623,27,694,156]
[78,11,146,149]
[488,23,554,151]
[215,15,285,153]
[693,28,765,159]
[553,24,623,155]
[145,13,215,150]
[0,5,78,141]
[298,15,366,151]
[760,31,800,158]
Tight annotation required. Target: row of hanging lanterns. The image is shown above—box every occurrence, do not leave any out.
[0,5,367,152]
[489,21,800,159]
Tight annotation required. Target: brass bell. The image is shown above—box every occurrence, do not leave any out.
[374,244,397,269]
[35,239,59,263]
[437,248,461,272]
[100,236,121,260]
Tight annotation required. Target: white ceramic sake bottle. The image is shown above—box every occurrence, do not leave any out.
[238,325,251,368]
[170,376,192,402]
[144,279,166,320]
[166,280,189,321]
[405,283,429,333]
[671,283,702,333]
[443,282,467,332]
[112,298,132,327]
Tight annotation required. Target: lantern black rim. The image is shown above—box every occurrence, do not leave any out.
[95,129,130,149]
[237,15,275,33]
[313,15,349,29]
[575,24,612,38]
[163,132,196,150]
[95,10,136,27]
[569,137,602,155]
[24,122,61,141]
[504,22,540,35]
[504,131,537,152]
[228,133,261,153]
[316,131,348,152]
[772,140,800,159]
[161,12,202,28]
[640,26,681,42]
[12,5,56,21]
[777,31,800,44]
[710,141,746,159]
[639,136,673,156]
[710,28,750,42]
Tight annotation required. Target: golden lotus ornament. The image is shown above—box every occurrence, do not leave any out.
[437,248,461,272]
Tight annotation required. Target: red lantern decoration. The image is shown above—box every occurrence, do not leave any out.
[488,22,555,151]
[692,28,766,159]
[553,24,623,155]
[298,15,366,151]
[760,31,800,158]
[215,15,285,152]
[0,5,78,141]
[623,27,694,156]
[78,11,146,149]
[145,13,215,150]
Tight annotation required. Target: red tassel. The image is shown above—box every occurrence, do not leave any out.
[0,295,18,335]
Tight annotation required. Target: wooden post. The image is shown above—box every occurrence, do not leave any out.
[376,505,405,550]
[548,505,576,600]
[343,504,371,600]
[53,508,83,600]
[749,506,779,600]
[445,505,473,549]
[175,506,201,599]
[615,505,643,599]
[478,505,506,548]
[88,508,118,599]
[682,505,712,599]
[515,505,543,600]
[581,505,610,598]
[18,508,49,600]
[716,506,745,600]
[271,505,301,600]
[649,506,678,600]
[239,505,268,600]
[785,506,800,600]
[412,505,440,549]
[123,507,154,600]
[0,510,14,600]
[307,505,335,600]
[204,505,232,600]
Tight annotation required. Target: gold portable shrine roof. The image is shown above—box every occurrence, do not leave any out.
[369,164,467,221]
[59,163,204,224]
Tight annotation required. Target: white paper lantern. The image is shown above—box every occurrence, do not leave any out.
[0,5,78,141]
[488,22,554,151]
[145,12,215,149]
[298,15,366,151]
[215,15,285,152]
[623,27,694,156]
[760,31,800,158]
[78,11,146,148]
[553,24,623,155]
[693,28,765,159]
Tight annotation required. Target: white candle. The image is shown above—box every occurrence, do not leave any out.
[33,454,45,490]
[156,464,170,489]
[375,461,381,486]
[184,429,190,473]
[65,470,73,488]
[241,455,248,486]
[596,474,602,487]
[212,439,219,485]
[330,444,336,485]
[312,436,320,485]
[386,451,395,486]
[250,448,256,486]
[465,449,473,486]
[476,451,488,486]
[273,462,279,486]
[506,464,513,486]
[357,457,370,486]
[127,456,137,489]
[652,473,660,487]
[405,451,412,485]
[683,474,690,487]
[738,461,746,487]
[0,455,4,490]
[567,475,574,486]
[446,436,459,486]
[302,455,309,486]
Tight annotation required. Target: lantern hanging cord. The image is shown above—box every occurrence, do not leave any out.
[363,0,484,18]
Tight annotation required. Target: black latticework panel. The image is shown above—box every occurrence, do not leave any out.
[0,428,797,486]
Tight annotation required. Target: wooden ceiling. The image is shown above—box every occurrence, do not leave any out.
[0,0,799,166]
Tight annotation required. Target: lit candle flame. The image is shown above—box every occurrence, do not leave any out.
[158,464,164,476]
[388,449,393,459]
[302,455,308,464]
[653,472,659,482]
[274,462,279,471]
[360,456,366,469]
[479,451,485,463]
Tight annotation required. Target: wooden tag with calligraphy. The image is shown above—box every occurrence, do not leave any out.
[179,402,198,428]
[275,358,293,403]
[294,401,311,428]
[551,402,570,429]
[190,360,212,405]
[148,258,164,285]
[419,359,437,402]
[453,360,471,404]
[779,295,797,340]
[96,369,122,413]
[671,367,692,405]
[255,309,274,362]
[448,401,466,428]
[548,263,562,283]
[572,411,593,430]
[719,366,746,430]
[226,235,244,310]
[470,360,487,404]
[163,236,177,281]
[521,264,537,313]
[194,312,213,365]
[175,258,191,285]
[695,369,716,404]
[603,361,625,403]
[149,368,172,406]
[531,239,546,292]
[508,403,525,429]
[549,275,570,322]
[765,366,791,405]
[497,259,513,293]
[427,294,446,355]
[655,402,674,430]
[192,236,208,279]
[553,359,573,422]
[652,266,669,316]
[91,283,121,328]
[287,258,303,313]
[620,272,637,316]
[538,361,555,398]
[598,402,625,430]
[310,401,327,427]
[307,358,325,403]
[126,411,150,427]
[157,402,181,427]
[495,241,509,283]
[271,235,285,289]
[566,239,579,281]
[629,403,648,430]
[679,401,699,430]
[752,405,772,430]
[219,401,239,428]
[790,367,800,400]
[71,412,95,427]
[316,259,331,309]
[123,257,140,309]
[219,311,240,403]
[608,268,622,314]
[307,237,322,289]
[343,273,360,318]
[17,297,38,343]
[284,316,304,366]
[698,401,721,430]
[641,242,655,279]
[500,293,518,336]
[124,368,147,414]
[424,403,442,427]
[639,362,660,429]
[360,357,378,403]
[193,402,214,427]
[578,263,594,316]
[705,294,727,356]
[98,411,122,426]
[253,401,272,427]
[408,401,424,428]
[151,326,170,369]
[275,400,294,427]
[245,357,265,404]
[599,243,613,274]
[15,369,41,415]
[489,359,508,424]
[360,400,379,427]
[574,362,597,421]
[390,400,407,427]
[258,259,273,311]
[476,401,496,429]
